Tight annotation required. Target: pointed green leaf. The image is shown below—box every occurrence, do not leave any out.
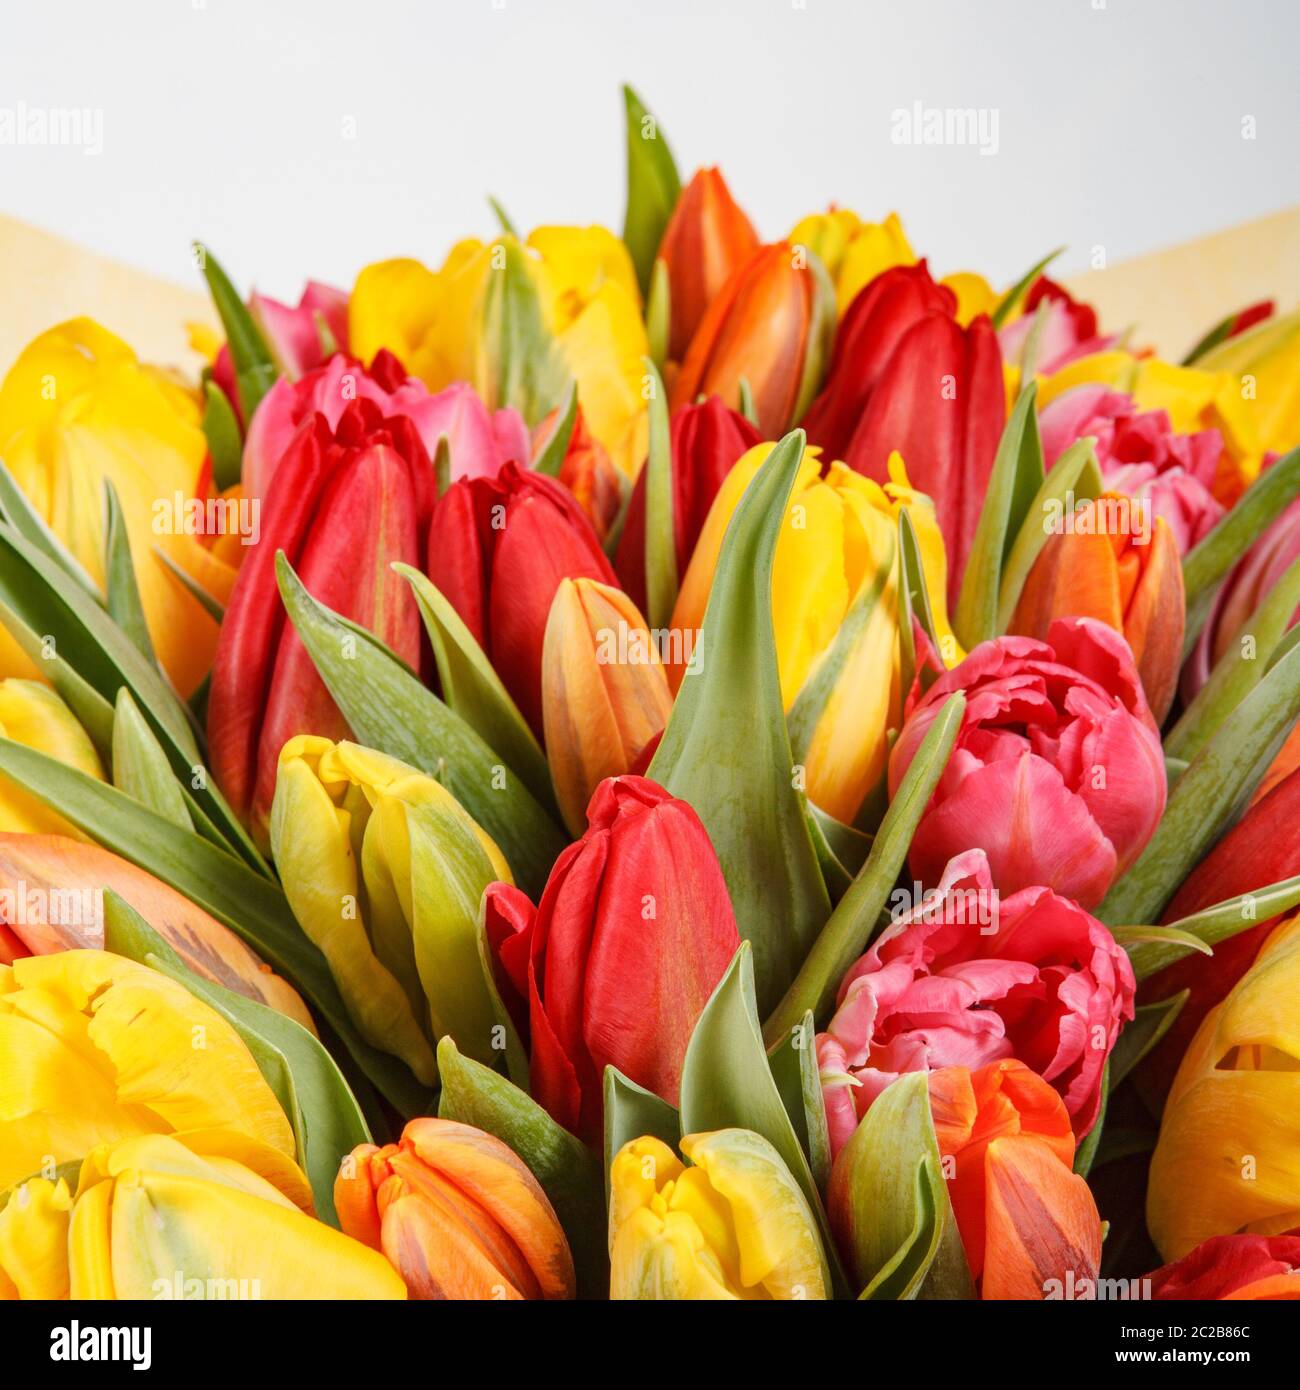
[767,1011,833,1193]
[602,1066,679,1191]
[645,257,670,369]
[1108,992,1189,1092]
[152,546,226,624]
[111,687,193,831]
[276,552,565,898]
[195,243,278,422]
[642,356,677,630]
[990,247,1064,329]
[531,380,579,478]
[648,431,830,1013]
[487,195,519,239]
[790,249,837,425]
[764,693,965,1045]
[102,480,156,662]
[479,236,571,426]
[202,379,244,491]
[0,456,102,599]
[1073,1061,1109,1177]
[621,84,681,298]
[737,375,759,429]
[1015,298,1053,382]
[437,1036,607,1300]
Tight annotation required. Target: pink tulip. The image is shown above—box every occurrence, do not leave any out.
[997,276,1114,376]
[243,352,530,503]
[815,847,1134,1156]
[889,617,1166,909]
[1039,385,1225,554]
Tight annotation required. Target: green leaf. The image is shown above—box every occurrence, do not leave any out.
[764,693,965,1045]
[152,547,226,624]
[954,385,1044,649]
[995,437,1104,631]
[1111,924,1212,976]
[531,380,579,478]
[990,247,1064,329]
[1099,639,1300,925]
[790,250,837,426]
[195,243,278,422]
[642,356,677,630]
[1015,298,1053,382]
[102,890,369,1227]
[648,431,830,1014]
[277,552,566,898]
[737,376,759,429]
[1183,444,1300,623]
[487,195,519,239]
[1108,992,1188,1092]
[202,379,244,491]
[621,84,681,299]
[1166,551,1300,763]
[0,456,101,600]
[395,564,554,813]
[0,736,427,1117]
[437,1036,607,1300]
[766,1011,833,1193]
[1073,1062,1109,1177]
[102,480,156,663]
[832,1072,973,1299]
[679,944,845,1294]
[111,687,193,831]
[805,800,873,902]
[479,236,571,427]
[645,257,670,370]
[602,1066,679,1192]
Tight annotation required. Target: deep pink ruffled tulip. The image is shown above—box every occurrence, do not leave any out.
[244,352,529,503]
[997,276,1114,376]
[889,617,1166,909]
[816,847,1134,1156]
[1040,384,1225,555]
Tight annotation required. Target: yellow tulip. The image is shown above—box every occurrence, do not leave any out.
[0,679,104,837]
[0,1132,405,1300]
[349,227,649,476]
[609,1130,829,1300]
[669,442,957,823]
[1196,307,1300,460]
[0,320,237,697]
[941,271,1001,326]
[270,736,512,1086]
[789,209,914,317]
[0,950,295,1193]
[1147,915,1300,1262]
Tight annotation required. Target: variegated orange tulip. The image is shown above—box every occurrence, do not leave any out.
[541,578,673,835]
[1010,496,1185,723]
[928,1060,1102,1300]
[335,1117,575,1300]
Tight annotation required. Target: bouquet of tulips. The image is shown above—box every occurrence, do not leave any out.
[2,85,1299,1306]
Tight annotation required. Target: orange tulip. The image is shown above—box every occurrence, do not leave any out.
[531,405,625,545]
[671,242,822,439]
[335,1117,575,1300]
[1010,495,1185,722]
[541,578,673,836]
[658,167,760,362]
[928,1060,1102,1299]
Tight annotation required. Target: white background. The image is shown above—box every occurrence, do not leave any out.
[2,0,1298,300]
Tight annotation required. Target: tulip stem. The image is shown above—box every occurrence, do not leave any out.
[762,693,965,1046]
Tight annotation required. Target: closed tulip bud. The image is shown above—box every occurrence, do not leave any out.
[270,736,513,1086]
[0,1133,403,1300]
[541,579,673,836]
[1010,498,1185,723]
[788,208,915,316]
[335,1117,575,1300]
[608,1130,830,1300]
[1148,1231,1300,1300]
[670,242,825,439]
[0,680,104,839]
[486,775,740,1141]
[924,1060,1101,1299]
[671,442,957,824]
[208,388,435,847]
[0,951,296,1193]
[1147,914,1300,1262]
[428,460,618,738]
[890,617,1166,908]
[802,262,956,464]
[658,167,760,362]
[842,308,1005,603]
[614,395,761,615]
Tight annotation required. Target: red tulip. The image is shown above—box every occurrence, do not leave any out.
[485,775,741,1143]
[843,310,1004,602]
[614,396,761,614]
[801,262,956,463]
[657,167,760,363]
[1148,1230,1300,1300]
[427,461,617,738]
[889,617,1166,909]
[208,396,433,846]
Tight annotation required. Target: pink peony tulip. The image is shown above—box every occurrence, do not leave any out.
[816,847,1134,1156]
[889,617,1166,909]
[242,352,530,503]
[1039,384,1225,555]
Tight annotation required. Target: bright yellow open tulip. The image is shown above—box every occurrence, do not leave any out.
[1195,307,1300,459]
[0,1132,405,1300]
[609,1130,829,1300]
[270,736,512,1086]
[350,227,649,476]
[0,319,237,697]
[0,679,104,838]
[789,209,915,316]
[1147,915,1300,1261]
[0,950,295,1194]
